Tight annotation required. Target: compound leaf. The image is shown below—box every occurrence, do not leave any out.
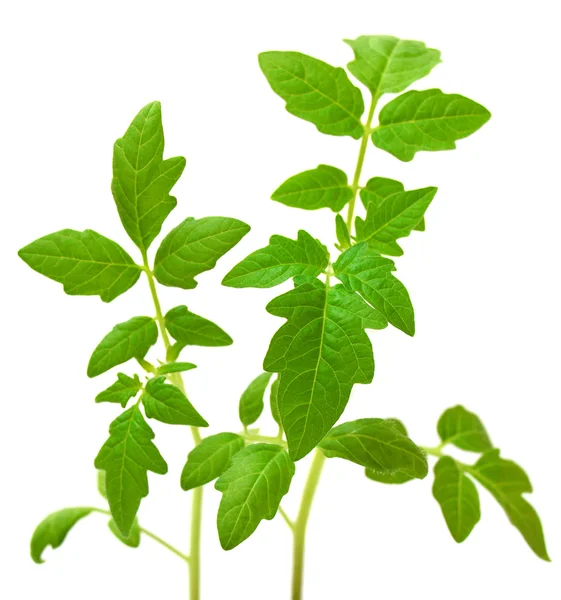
[437,405,493,453]
[239,372,273,427]
[165,305,232,347]
[95,373,142,407]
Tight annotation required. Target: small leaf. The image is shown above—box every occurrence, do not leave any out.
[437,405,492,453]
[157,362,197,375]
[215,444,295,549]
[181,432,245,491]
[335,214,351,250]
[97,470,107,499]
[111,101,186,252]
[141,376,208,427]
[271,165,353,212]
[372,89,491,161]
[222,230,329,288]
[95,373,142,407]
[87,317,158,378]
[319,418,428,479]
[433,456,480,543]
[154,216,250,289]
[345,35,441,96]
[31,508,93,564]
[94,404,168,536]
[365,467,414,485]
[333,242,414,335]
[239,372,273,427]
[269,377,281,425]
[259,51,364,139]
[18,229,142,302]
[108,518,141,548]
[165,305,232,347]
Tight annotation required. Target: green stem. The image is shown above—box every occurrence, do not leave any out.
[291,450,326,600]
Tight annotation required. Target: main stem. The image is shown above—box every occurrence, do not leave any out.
[141,251,203,600]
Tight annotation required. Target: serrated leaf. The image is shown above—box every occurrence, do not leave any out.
[215,444,295,549]
[437,405,493,452]
[94,404,168,536]
[181,432,245,491]
[264,279,384,460]
[157,362,197,375]
[372,89,491,161]
[468,450,549,561]
[165,305,232,347]
[335,214,351,250]
[222,230,329,288]
[87,317,158,378]
[18,229,142,302]
[356,187,437,256]
[269,377,281,425]
[30,508,93,564]
[111,101,186,252]
[259,51,364,139]
[141,376,208,427]
[433,456,480,543]
[333,242,414,335]
[319,418,427,478]
[271,165,352,212]
[345,35,441,96]
[239,372,273,427]
[108,517,141,548]
[95,373,142,407]
[153,216,250,289]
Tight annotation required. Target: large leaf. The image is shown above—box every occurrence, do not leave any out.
[372,89,491,161]
[111,101,186,252]
[437,405,492,452]
[18,229,141,302]
[141,376,208,427]
[271,165,352,212]
[259,51,364,139]
[181,432,245,491]
[94,404,168,536]
[468,450,549,561]
[165,305,232,347]
[154,216,250,289]
[433,456,480,543]
[239,372,273,426]
[319,418,427,479]
[30,508,93,564]
[333,242,414,335]
[345,35,441,96]
[95,373,142,407]
[264,279,386,460]
[222,230,329,288]
[215,444,295,549]
[356,186,437,256]
[87,317,158,377]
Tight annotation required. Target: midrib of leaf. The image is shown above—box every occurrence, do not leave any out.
[370,39,400,99]
[117,401,141,517]
[279,183,347,198]
[443,429,484,447]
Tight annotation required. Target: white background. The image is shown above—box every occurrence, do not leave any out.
[1,0,560,598]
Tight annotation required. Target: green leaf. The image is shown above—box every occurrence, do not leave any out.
[154,216,250,289]
[108,517,141,548]
[31,508,93,564]
[335,214,351,250]
[239,372,273,427]
[345,35,441,96]
[141,376,208,427]
[157,362,197,375]
[95,373,142,407]
[222,230,329,288]
[111,101,186,252]
[97,470,107,499]
[271,165,352,212]
[181,432,245,491]
[165,305,232,347]
[264,279,385,460]
[468,450,549,561]
[215,444,295,549]
[319,418,428,479]
[437,405,492,453]
[269,377,281,425]
[94,404,168,536]
[433,456,480,543]
[333,242,414,335]
[259,51,364,139]
[372,89,491,161]
[355,186,437,256]
[18,229,142,302]
[87,317,158,378]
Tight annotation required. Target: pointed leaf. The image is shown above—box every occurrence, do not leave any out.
[18,229,142,302]
[181,432,245,491]
[95,373,142,407]
[215,444,295,549]
[437,405,493,452]
[108,518,141,548]
[372,89,491,161]
[87,317,158,378]
[153,216,250,289]
[165,305,232,347]
[239,372,273,427]
[335,214,351,250]
[259,51,364,139]
[157,362,197,375]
